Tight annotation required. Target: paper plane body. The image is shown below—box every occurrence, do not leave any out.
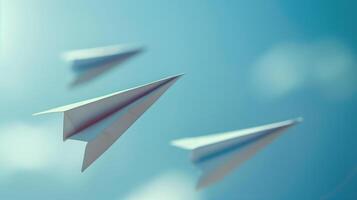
[171,118,302,189]
[63,44,144,87]
[34,74,182,171]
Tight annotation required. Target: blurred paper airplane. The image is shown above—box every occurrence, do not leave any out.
[171,118,302,189]
[34,74,183,171]
[63,44,144,87]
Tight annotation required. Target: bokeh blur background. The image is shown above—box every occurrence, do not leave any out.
[0,0,356,199]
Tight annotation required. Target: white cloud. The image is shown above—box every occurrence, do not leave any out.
[0,121,86,182]
[121,171,202,200]
[0,123,53,170]
[252,39,357,100]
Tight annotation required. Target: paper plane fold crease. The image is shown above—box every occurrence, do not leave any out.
[34,74,183,171]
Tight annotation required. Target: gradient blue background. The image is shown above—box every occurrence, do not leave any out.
[1,0,356,199]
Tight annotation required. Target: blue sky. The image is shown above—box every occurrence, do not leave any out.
[1,0,357,199]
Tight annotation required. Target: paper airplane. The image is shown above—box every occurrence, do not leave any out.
[171,118,302,189]
[34,74,183,171]
[63,44,144,87]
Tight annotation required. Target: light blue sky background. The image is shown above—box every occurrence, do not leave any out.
[1,0,357,199]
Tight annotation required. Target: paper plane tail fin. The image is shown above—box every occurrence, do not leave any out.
[81,129,119,172]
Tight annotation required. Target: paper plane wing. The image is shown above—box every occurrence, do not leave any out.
[171,118,302,189]
[63,45,144,87]
[34,74,182,171]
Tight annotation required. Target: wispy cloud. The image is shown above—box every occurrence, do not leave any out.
[0,121,87,182]
[251,39,357,100]
[121,171,202,200]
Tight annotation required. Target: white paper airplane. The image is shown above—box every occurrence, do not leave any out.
[63,44,144,87]
[34,74,183,171]
[171,118,302,189]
